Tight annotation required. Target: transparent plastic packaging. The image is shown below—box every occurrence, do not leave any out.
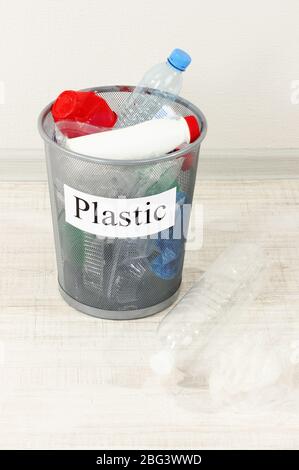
[116,49,191,128]
[54,120,109,142]
[151,242,299,411]
[151,243,268,376]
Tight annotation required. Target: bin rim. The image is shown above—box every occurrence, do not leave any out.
[38,85,207,167]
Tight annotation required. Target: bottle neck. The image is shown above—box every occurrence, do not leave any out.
[166,60,183,74]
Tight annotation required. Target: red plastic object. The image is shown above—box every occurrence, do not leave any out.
[184,115,201,143]
[181,152,193,171]
[179,116,201,171]
[51,90,117,137]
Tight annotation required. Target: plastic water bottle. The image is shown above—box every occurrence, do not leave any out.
[150,244,268,377]
[117,48,191,128]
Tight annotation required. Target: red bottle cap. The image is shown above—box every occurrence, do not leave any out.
[184,115,201,143]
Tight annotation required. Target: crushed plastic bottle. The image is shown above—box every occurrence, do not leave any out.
[150,243,268,377]
[106,236,155,301]
[110,257,150,307]
[105,160,184,304]
[82,233,106,296]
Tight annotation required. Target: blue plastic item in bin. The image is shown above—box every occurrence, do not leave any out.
[150,191,188,280]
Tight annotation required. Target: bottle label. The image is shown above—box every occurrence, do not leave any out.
[64,184,177,238]
[153,105,177,120]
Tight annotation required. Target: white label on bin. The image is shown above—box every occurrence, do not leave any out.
[64,184,177,238]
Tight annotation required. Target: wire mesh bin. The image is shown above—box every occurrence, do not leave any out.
[38,86,207,319]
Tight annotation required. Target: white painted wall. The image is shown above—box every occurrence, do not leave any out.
[0,0,298,150]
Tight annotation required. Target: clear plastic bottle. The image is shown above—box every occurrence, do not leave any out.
[106,168,188,306]
[82,233,106,296]
[150,244,268,376]
[117,48,191,128]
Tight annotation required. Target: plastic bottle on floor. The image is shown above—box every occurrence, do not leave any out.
[150,244,268,376]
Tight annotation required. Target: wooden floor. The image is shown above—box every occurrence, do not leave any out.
[0,158,299,449]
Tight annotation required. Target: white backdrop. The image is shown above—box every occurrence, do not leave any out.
[0,0,298,150]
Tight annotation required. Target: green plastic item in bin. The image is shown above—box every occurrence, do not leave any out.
[146,178,180,196]
[59,213,85,266]
[135,161,182,197]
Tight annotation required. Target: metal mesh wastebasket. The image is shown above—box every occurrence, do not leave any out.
[38,86,207,319]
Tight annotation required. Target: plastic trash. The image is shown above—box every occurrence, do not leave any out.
[58,211,106,298]
[66,115,200,160]
[153,105,178,120]
[82,233,106,296]
[105,163,185,304]
[60,213,85,266]
[58,159,185,307]
[55,91,199,309]
[38,84,207,318]
[150,243,267,377]
[206,329,289,409]
[106,236,154,300]
[117,48,191,127]
[106,190,188,304]
[52,90,117,137]
[142,161,182,197]
[149,191,188,280]
[106,246,155,306]
[54,121,109,143]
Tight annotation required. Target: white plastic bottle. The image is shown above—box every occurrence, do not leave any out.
[66,115,200,160]
[117,48,192,127]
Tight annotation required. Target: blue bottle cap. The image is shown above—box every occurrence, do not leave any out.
[167,48,191,71]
